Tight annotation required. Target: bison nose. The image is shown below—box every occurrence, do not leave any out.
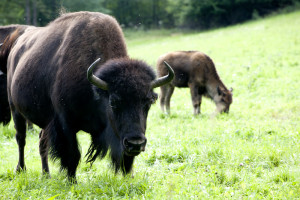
[123,136,147,153]
[223,108,229,113]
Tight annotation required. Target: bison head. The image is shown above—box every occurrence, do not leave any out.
[87,58,174,173]
[215,86,233,113]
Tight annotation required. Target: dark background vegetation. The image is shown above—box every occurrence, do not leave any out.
[0,0,300,29]
[0,0,300,30]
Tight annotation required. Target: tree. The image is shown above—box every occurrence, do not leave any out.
[0,0,25,25]
[60,0,110,13]
[1,0,299,28]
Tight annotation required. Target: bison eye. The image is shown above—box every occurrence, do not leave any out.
[152,93,158,104]
[147,92,158,104]
[109,94,122,110]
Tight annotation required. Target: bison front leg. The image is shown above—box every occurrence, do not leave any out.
[46,117,81,182]
[12,111,27,172]
[189,83,202,115]
[39,129,50,177]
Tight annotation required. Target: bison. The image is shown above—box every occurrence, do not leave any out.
[157,51,232,115]
[1,12,174,181]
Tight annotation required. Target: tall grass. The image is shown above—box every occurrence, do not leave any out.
[0,11,299,199]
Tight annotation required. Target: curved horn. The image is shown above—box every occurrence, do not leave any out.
[0,43,3,47]
[151,61,174,89]
[87,58,108,90]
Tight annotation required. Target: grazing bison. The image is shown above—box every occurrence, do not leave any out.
[0,25,33,128]
[157,51,232,115]
[1,12,174,181]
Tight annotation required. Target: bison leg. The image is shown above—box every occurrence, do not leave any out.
[47,116,81,181]
[164,85,175,114]
[159,85,168,113]
[12,111,27,172]
[39,129,50,177]
[189,83,202,115]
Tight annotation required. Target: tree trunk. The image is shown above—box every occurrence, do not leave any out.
[152,0,158,28]
[33,0,37,26]
[25,0,31,25]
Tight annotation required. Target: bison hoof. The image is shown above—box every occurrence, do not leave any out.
[68,177,77,184]
[42,171,51,179]
[15,165,26,173]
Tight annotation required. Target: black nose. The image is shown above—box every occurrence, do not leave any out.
[221,107,229,114]
[123,136,147,153]
[223,109,229,113]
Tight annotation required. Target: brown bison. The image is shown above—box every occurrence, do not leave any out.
[1,12,174,181]
[157,51,232,115]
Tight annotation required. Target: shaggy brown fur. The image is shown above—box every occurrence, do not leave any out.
[157,51,233,115]
[2,12,171,181]
[0,25,30,42]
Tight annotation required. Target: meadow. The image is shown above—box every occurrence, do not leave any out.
[0,10,299,199]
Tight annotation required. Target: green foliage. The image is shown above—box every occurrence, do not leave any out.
[0,11,300,199]
[103,0,170,29]
[180,0,300,29]
[1,0,300,29]
[0,122,15,139]
[60,0,110,14]
[0,0,25,25]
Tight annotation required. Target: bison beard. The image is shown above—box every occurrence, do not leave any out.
[2,12,174,181]
[86,126,135,174]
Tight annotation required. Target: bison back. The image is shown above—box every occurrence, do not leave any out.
[7,12,128,129]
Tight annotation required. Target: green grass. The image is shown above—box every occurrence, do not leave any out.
[1,11,300,199]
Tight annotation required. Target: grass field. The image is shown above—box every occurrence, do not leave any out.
[0,10,300,199]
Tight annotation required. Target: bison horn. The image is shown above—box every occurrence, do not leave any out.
[0,43,3,47]
[87,58,108,90]
[151,61,174,89]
